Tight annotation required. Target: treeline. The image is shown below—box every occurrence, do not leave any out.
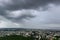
[0,35,34,40]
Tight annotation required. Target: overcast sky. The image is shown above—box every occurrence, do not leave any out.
[0,0,60,29]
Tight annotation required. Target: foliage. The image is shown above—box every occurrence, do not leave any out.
[0,35,34,40]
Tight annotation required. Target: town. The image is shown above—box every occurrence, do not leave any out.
[0,29,60,40]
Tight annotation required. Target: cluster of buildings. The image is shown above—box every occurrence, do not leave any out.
[0,30,60,40]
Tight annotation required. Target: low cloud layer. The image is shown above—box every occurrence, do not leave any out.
[0,0,60,29]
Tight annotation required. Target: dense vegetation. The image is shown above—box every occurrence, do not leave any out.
[0,35,60,40]
[0,35,34,40]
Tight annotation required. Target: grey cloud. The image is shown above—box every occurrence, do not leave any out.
[0,0,59,21]
[5,0,60,10]
[0,6,35,23]
[0,0,60,28]
[0,7,7,16]
[6,13,35,23]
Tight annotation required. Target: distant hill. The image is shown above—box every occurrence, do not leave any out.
[0,28,27,31]
[0,28,60,32]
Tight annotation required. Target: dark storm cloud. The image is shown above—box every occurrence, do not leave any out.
[0,7,7,16]
[0,0,60,23]
[5,12,35,22]
[0,8,34,22]
[5,0,60,10]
